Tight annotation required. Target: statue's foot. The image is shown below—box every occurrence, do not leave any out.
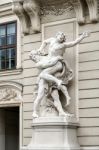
[59,111,74,117]
[59,111,68,117]
[32,111,39,118]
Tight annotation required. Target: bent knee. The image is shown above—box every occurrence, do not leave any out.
[56,61,63,70]
[39,72,45,78]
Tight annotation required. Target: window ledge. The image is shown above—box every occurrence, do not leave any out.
[0,68,23,77]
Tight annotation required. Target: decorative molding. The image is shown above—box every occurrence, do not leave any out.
[12,0,30,34]
[40,0,85,24]
[40,0,74,16]
[71,0,85,24]
[12,0,98,34]
[0,81,23,105]
[23,0,40,33]
[0,80,23,150]
[0,88,18,102]
[0,68,23,77]
[86,0,98,22]
[12,0,85,34]
[81,146,99,150]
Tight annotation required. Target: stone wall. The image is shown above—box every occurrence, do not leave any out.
[78,23,99,148]
[0,0,99,149]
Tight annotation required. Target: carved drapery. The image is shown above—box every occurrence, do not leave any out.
[0,81,23,106]
[12,0,99,34]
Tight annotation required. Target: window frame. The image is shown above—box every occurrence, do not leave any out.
[0,21,17,71]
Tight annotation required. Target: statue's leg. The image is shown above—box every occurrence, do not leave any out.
[51,89,67,116]
[33,79,46,118]
[39,62,63,88]
[60,85,71,106]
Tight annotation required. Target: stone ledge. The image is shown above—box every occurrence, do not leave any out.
[21,147,80,150]
[0,68,23,77]
[32,116,79,127]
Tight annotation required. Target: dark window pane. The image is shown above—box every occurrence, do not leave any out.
[0,26,6,36]
[7,48,15,59]
[0,26,6,46]
[0,37,6,46]
[7,34,16,45]
[11,59,15,68]
[6,59,11,69]
[0,61,5,70]
[7,23,16,35]
[6,59,15,69]
[0,49,5,60]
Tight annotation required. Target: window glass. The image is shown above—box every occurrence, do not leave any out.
[0,61,5,70]
[0,49,6,60]
[6,59,15,69]
[0,25,6,46]
[7,23,16,35]
[7,34,16,45]
[7,23,16,45]
[7,48,15,59]
[0,22,16,71]
[0,26,6,36]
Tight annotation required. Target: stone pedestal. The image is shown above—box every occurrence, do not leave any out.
[21,117,80,150]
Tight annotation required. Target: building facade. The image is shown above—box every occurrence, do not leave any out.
[0,0,99,150]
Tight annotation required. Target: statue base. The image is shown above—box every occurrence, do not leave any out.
[21,117,80,150]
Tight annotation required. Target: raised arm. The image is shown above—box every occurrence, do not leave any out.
[30,37,54,56]
[64,31,90,48]
[38,38,54,52]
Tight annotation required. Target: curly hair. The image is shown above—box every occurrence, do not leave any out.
[55,31,66,42]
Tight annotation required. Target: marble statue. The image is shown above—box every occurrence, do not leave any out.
[29,31,90,118]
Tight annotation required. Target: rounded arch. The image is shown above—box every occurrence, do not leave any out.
[0,81,23,92]
[0,81,23,106]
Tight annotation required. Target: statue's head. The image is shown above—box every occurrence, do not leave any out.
[56,32,66,43]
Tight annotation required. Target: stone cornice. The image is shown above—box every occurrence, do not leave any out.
[12,0,99,34]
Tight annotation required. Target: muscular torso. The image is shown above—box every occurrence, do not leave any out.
[36,38,66,69]
[48,38,66,57]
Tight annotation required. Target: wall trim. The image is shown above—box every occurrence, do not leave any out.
[81,146,99,150]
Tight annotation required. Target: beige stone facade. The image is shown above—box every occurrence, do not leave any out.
[0,0,99,149]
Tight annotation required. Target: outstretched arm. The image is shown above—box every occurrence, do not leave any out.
[64,31,90,48]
